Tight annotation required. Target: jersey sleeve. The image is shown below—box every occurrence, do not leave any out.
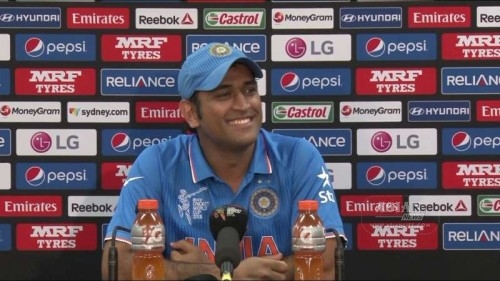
[104,145,163,243]
[291,138,347,244]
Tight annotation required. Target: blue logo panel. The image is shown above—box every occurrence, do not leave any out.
[0,129,11,156]
[271,68,351,96]
[443,223,500,250]
[15,34,96,61]
[0,7,61,29]
[408,100,471,122]
[0,68,10,95]
[441,67,500,95]
[356,33,436,61]
[272,129,352,156]
[186,35,266,62]
[16,163,97,190]
[0,224,11,251]
[442,128,500,155]
[340,7,402,29]
[102,129,182,156]
[357,162,437,189]
[100,69,179,96]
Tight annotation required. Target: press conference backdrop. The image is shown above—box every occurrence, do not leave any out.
[0,0,499,279]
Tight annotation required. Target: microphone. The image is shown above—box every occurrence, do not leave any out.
[209,205,248,281]
[328,228,345,281]
[108,226,130,281]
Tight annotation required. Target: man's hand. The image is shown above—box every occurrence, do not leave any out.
[233,253,288,280]
[170,240,212,264]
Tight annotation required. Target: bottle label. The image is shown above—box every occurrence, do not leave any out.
[131,224,165,251]
[292,226,326,252]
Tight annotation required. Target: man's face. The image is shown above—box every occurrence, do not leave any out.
[185,63,262,150]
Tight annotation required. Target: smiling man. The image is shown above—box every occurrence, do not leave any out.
[101,42,346,280]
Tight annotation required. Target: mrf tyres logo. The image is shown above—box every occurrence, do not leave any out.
[442,161,500,189]
[101,34,182,62]
[356,67,436,95]
[272,102,333,123]
[16,223,97,250]
[357,33,436,61]
[15,68,96,95]
[357,222,438,250]
[442,33,500,60]
[442,128,500,155]
[204,8,265,29]
[101,162,132,190]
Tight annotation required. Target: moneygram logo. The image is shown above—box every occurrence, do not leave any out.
[272,68,350,96]
[357,128,437,155]
[15,34,96,61]
[135,101,183,123]
[271,128,352,156]
[186,34,266,62]
[272,8,334,29]
[408,100,471,122]
[442,33,500,60]
[441,67,500,95]
[357,162,437,189]
[408,6,470,28]
[0,102,61,123]
[67,7,129,29]
[100,68,179,96]
[136,8,197,29]
[67,102,130,123]
[442,128,500,155]
[101,162,132,190]
[17,129,97,156]
[339,101,402,123]
[204,8,265,29]
[357,33,436,61]
[339,7,402,29]
[17,163,96,190]
[443,223,500,250]
[272,102,333,123]
[102,129,182,156]
[15,68,96,96]
[0,7,61,29]
[356,67,436,95]
[101,34,182,62]
[442,161,500,189]
[357,222,438,250]
[16,223,97,250]
[0,195,62,217]
[271,34,351,62]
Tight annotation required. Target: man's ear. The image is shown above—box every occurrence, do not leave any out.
[179,100,200,129]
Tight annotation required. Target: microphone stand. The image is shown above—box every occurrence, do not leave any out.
[330,228,345,281]
[109,226,130,281]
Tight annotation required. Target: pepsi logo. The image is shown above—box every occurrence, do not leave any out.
[280,72,300,92]
[365,37,385,58]
[0,105,11,116]
[273,12,284,23]
[451,131,471,152]
[341,105,352,116]
[111,132,131,153]
[30,131,52,153]
[24,37,45,58]
[25,166,45,186]
[366,165,386,186]
[285,37,307,59]
[371,131,392,152]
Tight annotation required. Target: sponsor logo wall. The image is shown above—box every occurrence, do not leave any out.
[1,1,499,279]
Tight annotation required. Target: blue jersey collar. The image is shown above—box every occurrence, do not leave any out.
[188,129,273,183]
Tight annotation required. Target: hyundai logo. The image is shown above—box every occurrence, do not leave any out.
[341,14,356,23]
[0,14,14,22]
[409,107,424,116]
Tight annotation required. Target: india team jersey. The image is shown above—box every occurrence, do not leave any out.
[105,129,345,261]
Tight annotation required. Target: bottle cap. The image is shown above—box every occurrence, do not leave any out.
[298,200,318,211]
[138,199,158,210]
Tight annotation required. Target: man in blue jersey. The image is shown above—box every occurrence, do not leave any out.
[101,42,346,280]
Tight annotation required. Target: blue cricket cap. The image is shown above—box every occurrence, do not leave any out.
[178,42,263,100]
